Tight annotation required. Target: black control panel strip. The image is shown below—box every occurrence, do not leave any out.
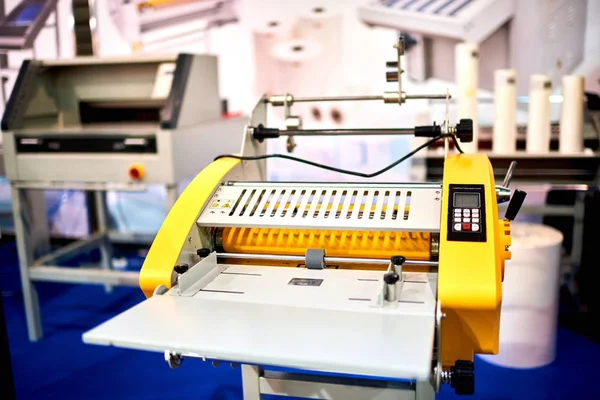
[15,135,158,154]
[446,184,487,242]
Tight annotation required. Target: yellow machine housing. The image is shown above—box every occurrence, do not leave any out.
[139,153,511,370]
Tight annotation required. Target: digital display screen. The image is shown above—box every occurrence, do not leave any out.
[454,192,480,208]
[14,5,43,26]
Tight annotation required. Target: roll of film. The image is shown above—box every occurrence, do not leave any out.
[493,69,517,154]
[455,42,479,153]
[526,75,552,154]
[559,75,585,154]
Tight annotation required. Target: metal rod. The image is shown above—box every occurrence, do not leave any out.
[225,181,442,189]
[272,94,449,103]
[216,252,438,267]
[278,128,415,136]
[29,266,140,286]
[502,161,517,187]
[32,233,105,266]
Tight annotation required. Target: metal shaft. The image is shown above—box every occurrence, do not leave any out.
[216,252,438,268]
[502,161,518,188]
[270,94,449,103]
[277,128,415,136]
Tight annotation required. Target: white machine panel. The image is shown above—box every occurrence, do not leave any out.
[358,0,514,42]
[84,266,437,381]
[197,184,442,232]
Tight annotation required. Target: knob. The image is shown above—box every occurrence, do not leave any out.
[384,272,400,285]
[450,360,474,395]
[391,255,406,266]
[174,263,189,274]
[504,189,527,221]
[196,248,211,257]
[455,119,473,143]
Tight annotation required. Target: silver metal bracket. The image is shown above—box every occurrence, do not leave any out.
[176,252,225,297]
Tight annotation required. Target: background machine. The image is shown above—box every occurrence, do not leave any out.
[83,41,526,399]
[358,0,588,94]
[107,0,239,52]
[2,52,246,340]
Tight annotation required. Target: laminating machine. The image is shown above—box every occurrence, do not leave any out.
[83,39,527,399]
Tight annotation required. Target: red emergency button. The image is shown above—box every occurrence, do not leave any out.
[462,223,471,231]
[128,164,144,181]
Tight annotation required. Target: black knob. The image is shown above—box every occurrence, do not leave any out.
[391,255,406,266]
[455,119,473,143]
[174,263,189,274]
[504,189,527,221]
[414,123,442,138]
[450,360,475,395]
[384,272,400,284]
[252,124,280,142]
[196,248,211,258]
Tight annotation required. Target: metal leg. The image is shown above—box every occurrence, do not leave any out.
[1,75,8,106]
[94,191,113,293]
[569,191,586,294]
[241,364,263,400]
[25,190,50,257]
[10,186,43,341]
[54,5,61,58]
[165,185,178,212]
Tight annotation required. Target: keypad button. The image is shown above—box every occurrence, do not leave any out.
[463,217,470,223]
[472,217,480,223]
[454,217,462,223]
[472,223,480,231]
[462,223,471,231]
[463,209,470,217]
[471,208,479,214]
[453,223,462,231]
[454,209,462,215]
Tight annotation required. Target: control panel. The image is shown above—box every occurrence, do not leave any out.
[447,184,487,242]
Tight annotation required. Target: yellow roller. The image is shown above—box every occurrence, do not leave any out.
[219,227,432,260]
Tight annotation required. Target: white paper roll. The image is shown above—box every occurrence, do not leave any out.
[271,39,324,121]
[251,18,295,97]
[295,6,344,94]
[526,75,552,153]
[271,39,324,95]
[559,75,585,154]
[480,222,563,369]
[455,43,479,153]
[492,69,517,154]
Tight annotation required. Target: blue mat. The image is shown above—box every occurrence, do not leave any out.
[2,240,599,400]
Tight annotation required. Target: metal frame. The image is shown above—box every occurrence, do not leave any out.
[0,0,60,50]
[240,365,435,400]
[11,182,177,341]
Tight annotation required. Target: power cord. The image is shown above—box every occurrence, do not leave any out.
[214,133,463,178]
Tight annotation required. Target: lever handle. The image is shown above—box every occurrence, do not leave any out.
[502,161,517,188]
[504,189,527,221]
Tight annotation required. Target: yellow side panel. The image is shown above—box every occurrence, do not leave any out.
[221,228,431,260]
[139,158,240,298]
[439,153,503,367]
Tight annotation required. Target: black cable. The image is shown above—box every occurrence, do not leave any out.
[214,134,463,178]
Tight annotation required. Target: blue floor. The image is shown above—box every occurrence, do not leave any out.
[2,240,599,400]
